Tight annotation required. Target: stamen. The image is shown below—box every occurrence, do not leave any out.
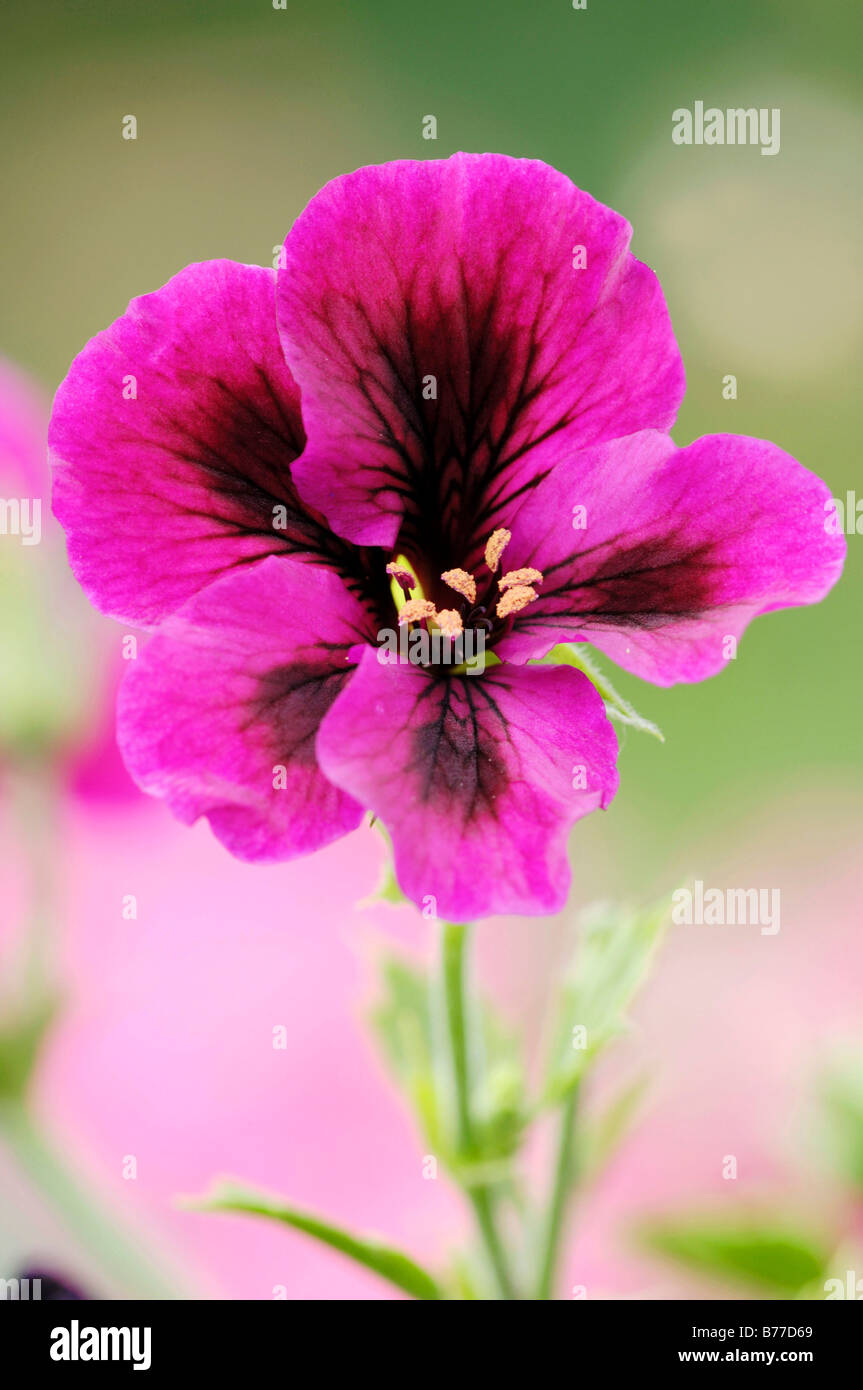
[496,584,538,618]
[441,568,477,604]
[434,608,464,638]
[398,598,437,625]
[499,567,543,591]
[484,528,511,574]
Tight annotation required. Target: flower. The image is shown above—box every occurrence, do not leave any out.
[49,155,844,920]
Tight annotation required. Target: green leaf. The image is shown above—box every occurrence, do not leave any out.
[637,1216,830,1295]
[539,644,664,742]
[185,1180,445,1301]
[542,899,669,1105]
[369,953,443,1150]
[0,991,60,1103]
[471,1059,527,1166]
[469,1003,528,1166]
[581,1073,649,1182]
[370,949,527,1169]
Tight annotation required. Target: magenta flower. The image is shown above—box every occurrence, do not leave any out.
[49,155,843,920]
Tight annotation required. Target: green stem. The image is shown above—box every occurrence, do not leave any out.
[468,1186,517,1301]
[439,921,518,1300]
[441,922,473,1151]
[0,1100,184,1300]
[535,1085,580,1300]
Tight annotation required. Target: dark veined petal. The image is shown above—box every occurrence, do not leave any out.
[316,650,619,921]
[277,153,685,577]
[495,430,845,684]
[118,556,376,860]
[50,260,381,628]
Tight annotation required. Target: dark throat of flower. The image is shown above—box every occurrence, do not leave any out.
[385,527,544,670]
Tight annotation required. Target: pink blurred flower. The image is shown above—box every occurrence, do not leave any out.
[0,353,132,796]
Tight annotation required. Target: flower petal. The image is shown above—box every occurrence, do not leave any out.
[50,260,378,627]
[117,555,376,860]
[277,153,685,569]
[316,651,619,920]
[495,430,845,683]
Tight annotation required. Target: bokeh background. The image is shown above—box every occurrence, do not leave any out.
[0,0,861,1298]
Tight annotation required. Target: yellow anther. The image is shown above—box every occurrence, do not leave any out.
[441,568,477,604]
[398,598,437,625]
[496,585,538,619]
[499,567,543,591]
[434,608,464,638]
[484,528,511,574]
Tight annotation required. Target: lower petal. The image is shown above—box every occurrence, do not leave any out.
[317,651,619,921]
[118,556,374,861]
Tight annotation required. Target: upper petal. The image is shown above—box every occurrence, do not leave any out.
[277,153,685,570]
[50,260,379,628]
[117,555,375,861]
[495,430,846,683]
[316,651,619,921]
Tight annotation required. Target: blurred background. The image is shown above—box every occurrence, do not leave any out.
[0,0,861,1298]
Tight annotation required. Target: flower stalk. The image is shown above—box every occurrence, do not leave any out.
[534,1084,580,1300]
[439,920,519,1300]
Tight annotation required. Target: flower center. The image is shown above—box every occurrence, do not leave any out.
[386,528,544,655]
